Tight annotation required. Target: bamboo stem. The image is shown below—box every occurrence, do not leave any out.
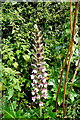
[65,59,80,112]
[63,2,78,118]
[70,1,73,33]
[56,1,73,112]
[56,51,69,112]
[69,59,80,97]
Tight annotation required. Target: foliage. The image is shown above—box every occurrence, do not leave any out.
[1,1,80,119]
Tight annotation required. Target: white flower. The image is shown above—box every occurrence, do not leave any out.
[32,96,36,102]
[40,43,43,47]
[31,83,35,87]
[43,94,47,99]
[34,87,39,92]
[39,83,43,87]
[42,68,46,72]
[42,88,47,94]
[34,24,39,31]
[42,78,46,83]
[38,75,42,79]
[32,91,35,95]
[37,95,40,99]
[31,64,37,68]
[43,83,47,88]
[33,79,38,84]
[39,36,42,41]
[41,62,46,65]
[31,74,35,79]
[38,31,41,36]
[37,64,41,67]
[43,79,46,83]
[40,57,44,61]
[43,72,47,77]
[39,101,43,106]
[32,69,37,73]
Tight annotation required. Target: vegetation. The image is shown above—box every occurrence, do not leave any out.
[1,1,80,119]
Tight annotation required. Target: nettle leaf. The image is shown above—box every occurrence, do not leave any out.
[8,88,14,100]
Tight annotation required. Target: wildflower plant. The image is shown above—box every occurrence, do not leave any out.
[31,24,47,117]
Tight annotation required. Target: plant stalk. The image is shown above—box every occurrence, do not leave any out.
[40,106,42,118]
[63,2,78,118]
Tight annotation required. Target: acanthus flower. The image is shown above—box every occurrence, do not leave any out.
[31,24,48,106]
[32,69,37,74]
[34,87,39,93]
[43,94,47,99]
[42,78,46,83]
[33,79,38,84]
[32,96,36,102]
[38,75,42,79]
[39,56,44,61]
[32,90,35,95]
[37,95,40,99]
[31,64,37,68]
[42,88,47,94]
[39,101,43,106]
[43,82,47,88]
[31,74,35,79]
[42,72,47,77]
[40,66,46,72]
[38,83,43,87]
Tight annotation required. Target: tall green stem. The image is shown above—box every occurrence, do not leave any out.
[40,106,42,118]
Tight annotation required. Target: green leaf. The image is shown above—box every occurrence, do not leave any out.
[0,82,6,91]
[70,91,77,102]
[11,101,18,110]
[16,109,23,118]
[58,93,63,106]
[4,68,12,73]
[8,88,14,100]
[23,54,30,62]
[12,30,15,34]
[13,62,18,68]
[49,112,57,118]
[3,110,15,119]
